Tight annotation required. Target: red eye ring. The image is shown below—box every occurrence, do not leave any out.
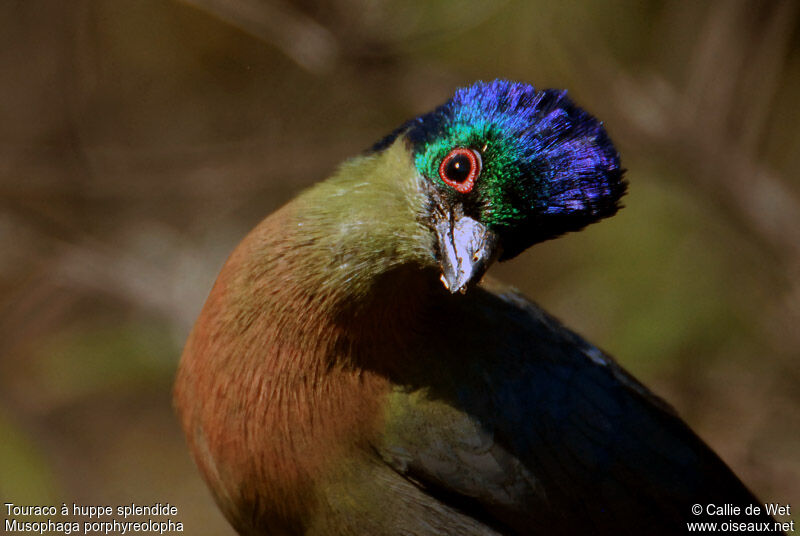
[438,147,482,194]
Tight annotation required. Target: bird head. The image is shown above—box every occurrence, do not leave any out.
[373,79,626,293]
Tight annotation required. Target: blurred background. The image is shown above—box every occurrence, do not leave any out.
[1,0,798,533]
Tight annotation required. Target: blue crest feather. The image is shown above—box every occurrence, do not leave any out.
[373,80,626,258]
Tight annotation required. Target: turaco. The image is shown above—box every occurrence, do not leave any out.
[174,80,779,535]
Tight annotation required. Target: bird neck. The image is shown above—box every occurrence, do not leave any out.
[215,138,440,362]
[285,138,435,311]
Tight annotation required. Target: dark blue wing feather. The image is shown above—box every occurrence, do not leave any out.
[374,284,780,535]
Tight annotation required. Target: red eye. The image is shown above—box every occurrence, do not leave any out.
[438,147,482,194]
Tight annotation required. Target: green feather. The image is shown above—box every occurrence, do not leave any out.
[290,139,434,301]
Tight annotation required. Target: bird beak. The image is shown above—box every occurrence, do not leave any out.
[434,214,500,294]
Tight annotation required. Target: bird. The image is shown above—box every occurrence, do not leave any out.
[174,80,780,535]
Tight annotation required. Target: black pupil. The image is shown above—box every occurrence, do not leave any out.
[444,154,472,183]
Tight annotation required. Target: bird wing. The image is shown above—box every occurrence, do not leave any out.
[373,284,778,535]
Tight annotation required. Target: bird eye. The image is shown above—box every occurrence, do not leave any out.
[438,147,482,194]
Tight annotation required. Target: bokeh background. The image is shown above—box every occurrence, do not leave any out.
[1,0,799,533]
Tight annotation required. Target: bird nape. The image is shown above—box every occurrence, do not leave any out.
[174,80,780,536]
